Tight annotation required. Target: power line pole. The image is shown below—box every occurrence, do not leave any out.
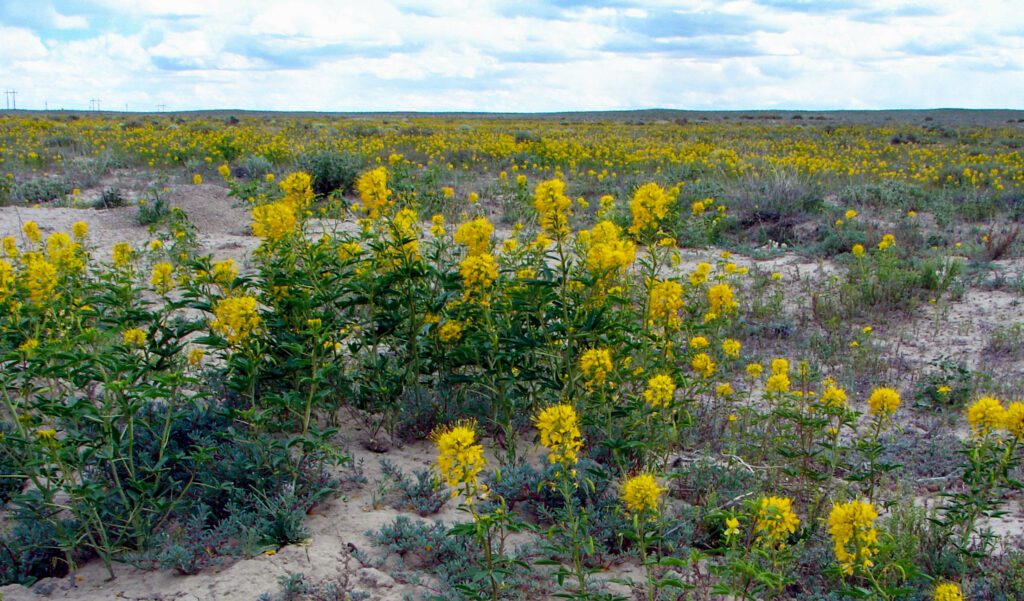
[157,103,165,112]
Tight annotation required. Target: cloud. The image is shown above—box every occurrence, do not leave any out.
[0,0,1020,111]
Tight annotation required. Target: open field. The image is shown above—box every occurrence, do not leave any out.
[1,111,1023,600]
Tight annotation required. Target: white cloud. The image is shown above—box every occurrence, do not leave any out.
[0,0,1019,111]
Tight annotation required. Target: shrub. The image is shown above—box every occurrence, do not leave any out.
[297,150,364,196]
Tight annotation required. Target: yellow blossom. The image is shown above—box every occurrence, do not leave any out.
[967,396,1005,436]
[535,404,582,466]
[628,182,671,237]
[431,421,487,495]
[867,387,900,417]
[691,353,716,378]
[621,474,662,514]
[533,179,572,240]
[755,496,800,548]
[722,338,741,358]
[122,328,147,347]
[828,500,879,575]
[438,321,463,343]
[210,296,262,345]
[150,263,175,294]
[932,583,963,601]
[579,348,613,390]
[252,202,296,241]
[648,279,683,330]
[643,374,675,408]
[356,167,392,219]
[454,217,494,256]
[23,221,42,244]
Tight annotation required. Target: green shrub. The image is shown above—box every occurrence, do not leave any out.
[297,150,364,196]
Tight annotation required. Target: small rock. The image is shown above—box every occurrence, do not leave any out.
[356,567,395,589]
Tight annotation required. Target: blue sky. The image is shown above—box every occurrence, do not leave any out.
[1,0,1022,112]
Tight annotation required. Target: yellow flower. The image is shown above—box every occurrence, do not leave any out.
[150,263,175,294]
[122,328,147,347]
[533,179,572,240]
[691,353,716,378]
[438,321,463,343]
[722,338,741,358]
[967,396,1005,436]
[211,259,238,286]
[707,283,738,315]
[755,496,800,548]
[72,221,89,240]
[937,385,951,395]
[867,387,900,417]
[454,217,494,256]
[932,583,963,601]
[690,262,712,286]
[1003,402,1024,439]
[459,253,498,301]
[210,296,262,345]
[107,243,133,271]
[192,174,202,185]
[845,209,858,220]
[356,166,392,219]
[648,279,683,330]
[583,221,635,280]
[535,404,582,466]
[643,374,675,408]
[252,202,297,241]
[628,182,671,237]
[279,171,315,210]
[265,173,275,183]
[621,474,662,514]
[218,163,231,179]
[691,200,706,215]
[766,373,790,394]
[187,347,205,367]
[442,186,455,199]
[771,358,789,376]
[771,272,782,281]
[17,338,39,354]
[746,362,764,379]
[828,500,879,575]
[852,244,865,257]
[429,214,446,237]
[46,232,83,273]
[821,383,848,409]
[468,192,479,205]
[724,517,740,537]
[579,348,613,390]
[23,254,58,303]
[716,383,734,397]
[35,428,58,443]
[431,421,487,494]
[689,336,709,350]
[23,221,42,244]
[877,234,895,251]
[2,236,18,258]
[148,239,164,251]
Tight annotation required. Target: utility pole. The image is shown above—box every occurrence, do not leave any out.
[8,90,15,110]
[157,103,165,112]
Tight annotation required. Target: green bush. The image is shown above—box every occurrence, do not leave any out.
[297,150,365,196]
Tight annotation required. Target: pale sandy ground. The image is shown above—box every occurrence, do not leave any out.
[2,184,1023,599]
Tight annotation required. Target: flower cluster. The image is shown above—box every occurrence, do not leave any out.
[755,496,801,549]
[535,404,583,467]
[643,374,676,408]
[431,421,487,496]
[867,387,900,417]
[454,217,494,256]
[628,182,671,237]
[579,347,613,390]
[252,202,297,241]
[533,179,572,240]
[210,295,262,345]
[828,500,879,575]
[647,279,684,330]
[621,474,663,514]
[356,166,392,219]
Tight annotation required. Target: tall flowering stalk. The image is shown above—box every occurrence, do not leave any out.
[621,473,663,601]
[535,404,591,595]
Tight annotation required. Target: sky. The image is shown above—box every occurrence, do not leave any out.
[0,0,1022,113]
